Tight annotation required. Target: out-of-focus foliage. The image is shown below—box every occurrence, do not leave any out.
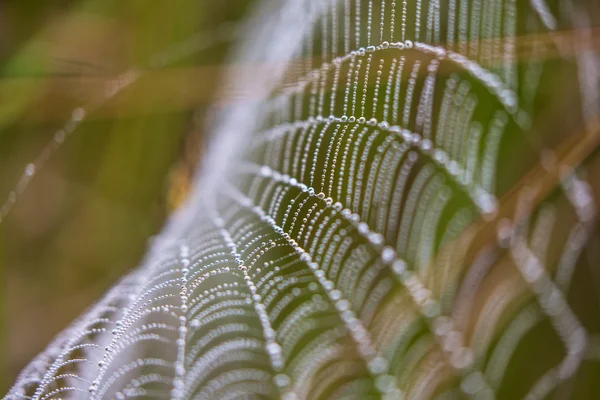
[0,0,252,389]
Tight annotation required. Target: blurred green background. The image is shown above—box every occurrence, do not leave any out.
[0,0,253,390]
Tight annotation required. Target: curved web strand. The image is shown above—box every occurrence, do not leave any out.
[0,25,240,226]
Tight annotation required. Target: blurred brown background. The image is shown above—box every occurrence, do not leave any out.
[0,0,253,391]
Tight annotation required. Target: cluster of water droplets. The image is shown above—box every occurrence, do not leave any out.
[6,0,600,399]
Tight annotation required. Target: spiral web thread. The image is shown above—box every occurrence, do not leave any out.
[6,0,600,399]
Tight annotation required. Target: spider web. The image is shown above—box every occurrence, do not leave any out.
[6,0,600,399]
